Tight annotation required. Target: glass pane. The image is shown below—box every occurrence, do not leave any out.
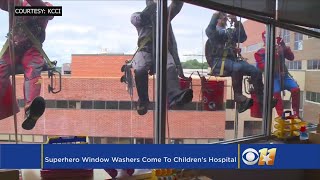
[314,60,319,69]
[311,92,317,101]
[306,91,311,101]
[0,1,17,142]
[298,61,302,69]
[0,0,158,150]
[317,93,320,103]
[307,60,313,69]
[164,4,269,143]
[276,28,320,129]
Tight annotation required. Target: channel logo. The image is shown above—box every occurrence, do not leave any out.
[242,148,277,166]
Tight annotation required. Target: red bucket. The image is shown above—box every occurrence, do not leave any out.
[250,92,262,118]
[40,169,93,180]
[201,78,224,111]
[179,77,192,90]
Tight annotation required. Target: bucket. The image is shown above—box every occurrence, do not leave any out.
[250,92,262,118]
[201,77,224,111]
[179,77,192,90]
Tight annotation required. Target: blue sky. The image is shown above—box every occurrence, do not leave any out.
[0,1,218,66]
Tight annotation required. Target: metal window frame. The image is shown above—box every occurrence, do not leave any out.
[154,0,320,144]
[152,0,278,144]
[154,0,168,144]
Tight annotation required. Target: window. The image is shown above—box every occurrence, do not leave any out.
[286,61,302,70]
[294,33,303,50]
[170,139,183,144]
[46,100,56,108]
[68,101,77,109]
[56,100,68,108]
[317,94,320,103]
[243,121,262,137]
[306,91,320,103]
[145,139,153,144]
[94,101,105,109]
[81,101,93,109]
[311,92,317,102]
[306,91,311,101]
[246,43,262,52]
[307,60,320,70]
[225,121,234,130]
[135,138,144,144]
[282,29,290,43]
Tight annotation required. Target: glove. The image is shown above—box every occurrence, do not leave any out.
[276,37,285,46]
[228,14,237,24]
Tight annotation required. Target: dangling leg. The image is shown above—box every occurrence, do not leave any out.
[21,48,45,130]
[132,51,152,115]
[284,74,300,117]
[273,76,283,117]
[134,69,150,115]
[0,53,19,120]
[167,52,193,108]
[231,61,253,113]
[238,61,277,112]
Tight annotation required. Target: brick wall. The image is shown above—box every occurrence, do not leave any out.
[71,54,133,77]
[1,76,226,139]
[0,109,225,139]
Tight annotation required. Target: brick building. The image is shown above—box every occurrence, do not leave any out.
[1,20,318,144]
[0,54,227,144]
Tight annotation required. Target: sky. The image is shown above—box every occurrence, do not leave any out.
[0,1,218,66]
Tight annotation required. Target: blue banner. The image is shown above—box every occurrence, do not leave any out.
[0,144,41,169]
[0,144,320,169]
[43,144,238,169]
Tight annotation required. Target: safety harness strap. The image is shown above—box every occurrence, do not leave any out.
[137,32,152,52]
[19,22,54,68]
[210,48,228,76]
[0,39,9,59]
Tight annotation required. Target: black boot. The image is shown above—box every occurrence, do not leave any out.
[166,66,193,108]
[134,69,149,115]
[22,96,46,130]
[169,89,193,108]
[234,93,253,113]
[136,100,149,115]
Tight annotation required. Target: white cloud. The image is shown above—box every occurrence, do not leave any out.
[47,24,95,34]
[0,1,218,67]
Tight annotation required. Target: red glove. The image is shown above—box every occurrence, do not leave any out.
[276,37,285,46]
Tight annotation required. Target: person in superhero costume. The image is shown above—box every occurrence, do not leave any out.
[130,0,193,115]
[255,31,300,117]
[205,12,277,113]
[0,0,54,130]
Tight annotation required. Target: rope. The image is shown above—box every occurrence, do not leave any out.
[166,3,173,144]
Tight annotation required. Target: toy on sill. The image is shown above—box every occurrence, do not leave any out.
[40,136,93,180]
[105,169,178,180]
[273,110,306,139]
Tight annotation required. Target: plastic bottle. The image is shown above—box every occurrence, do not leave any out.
[300,126,309,141]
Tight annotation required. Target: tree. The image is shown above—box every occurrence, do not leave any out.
[181,59,208,69]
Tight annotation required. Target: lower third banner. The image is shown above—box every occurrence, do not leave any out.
[43,144,238,169]
[1,144,320,169]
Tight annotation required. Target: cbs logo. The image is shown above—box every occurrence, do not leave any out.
[242,148,277,166]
